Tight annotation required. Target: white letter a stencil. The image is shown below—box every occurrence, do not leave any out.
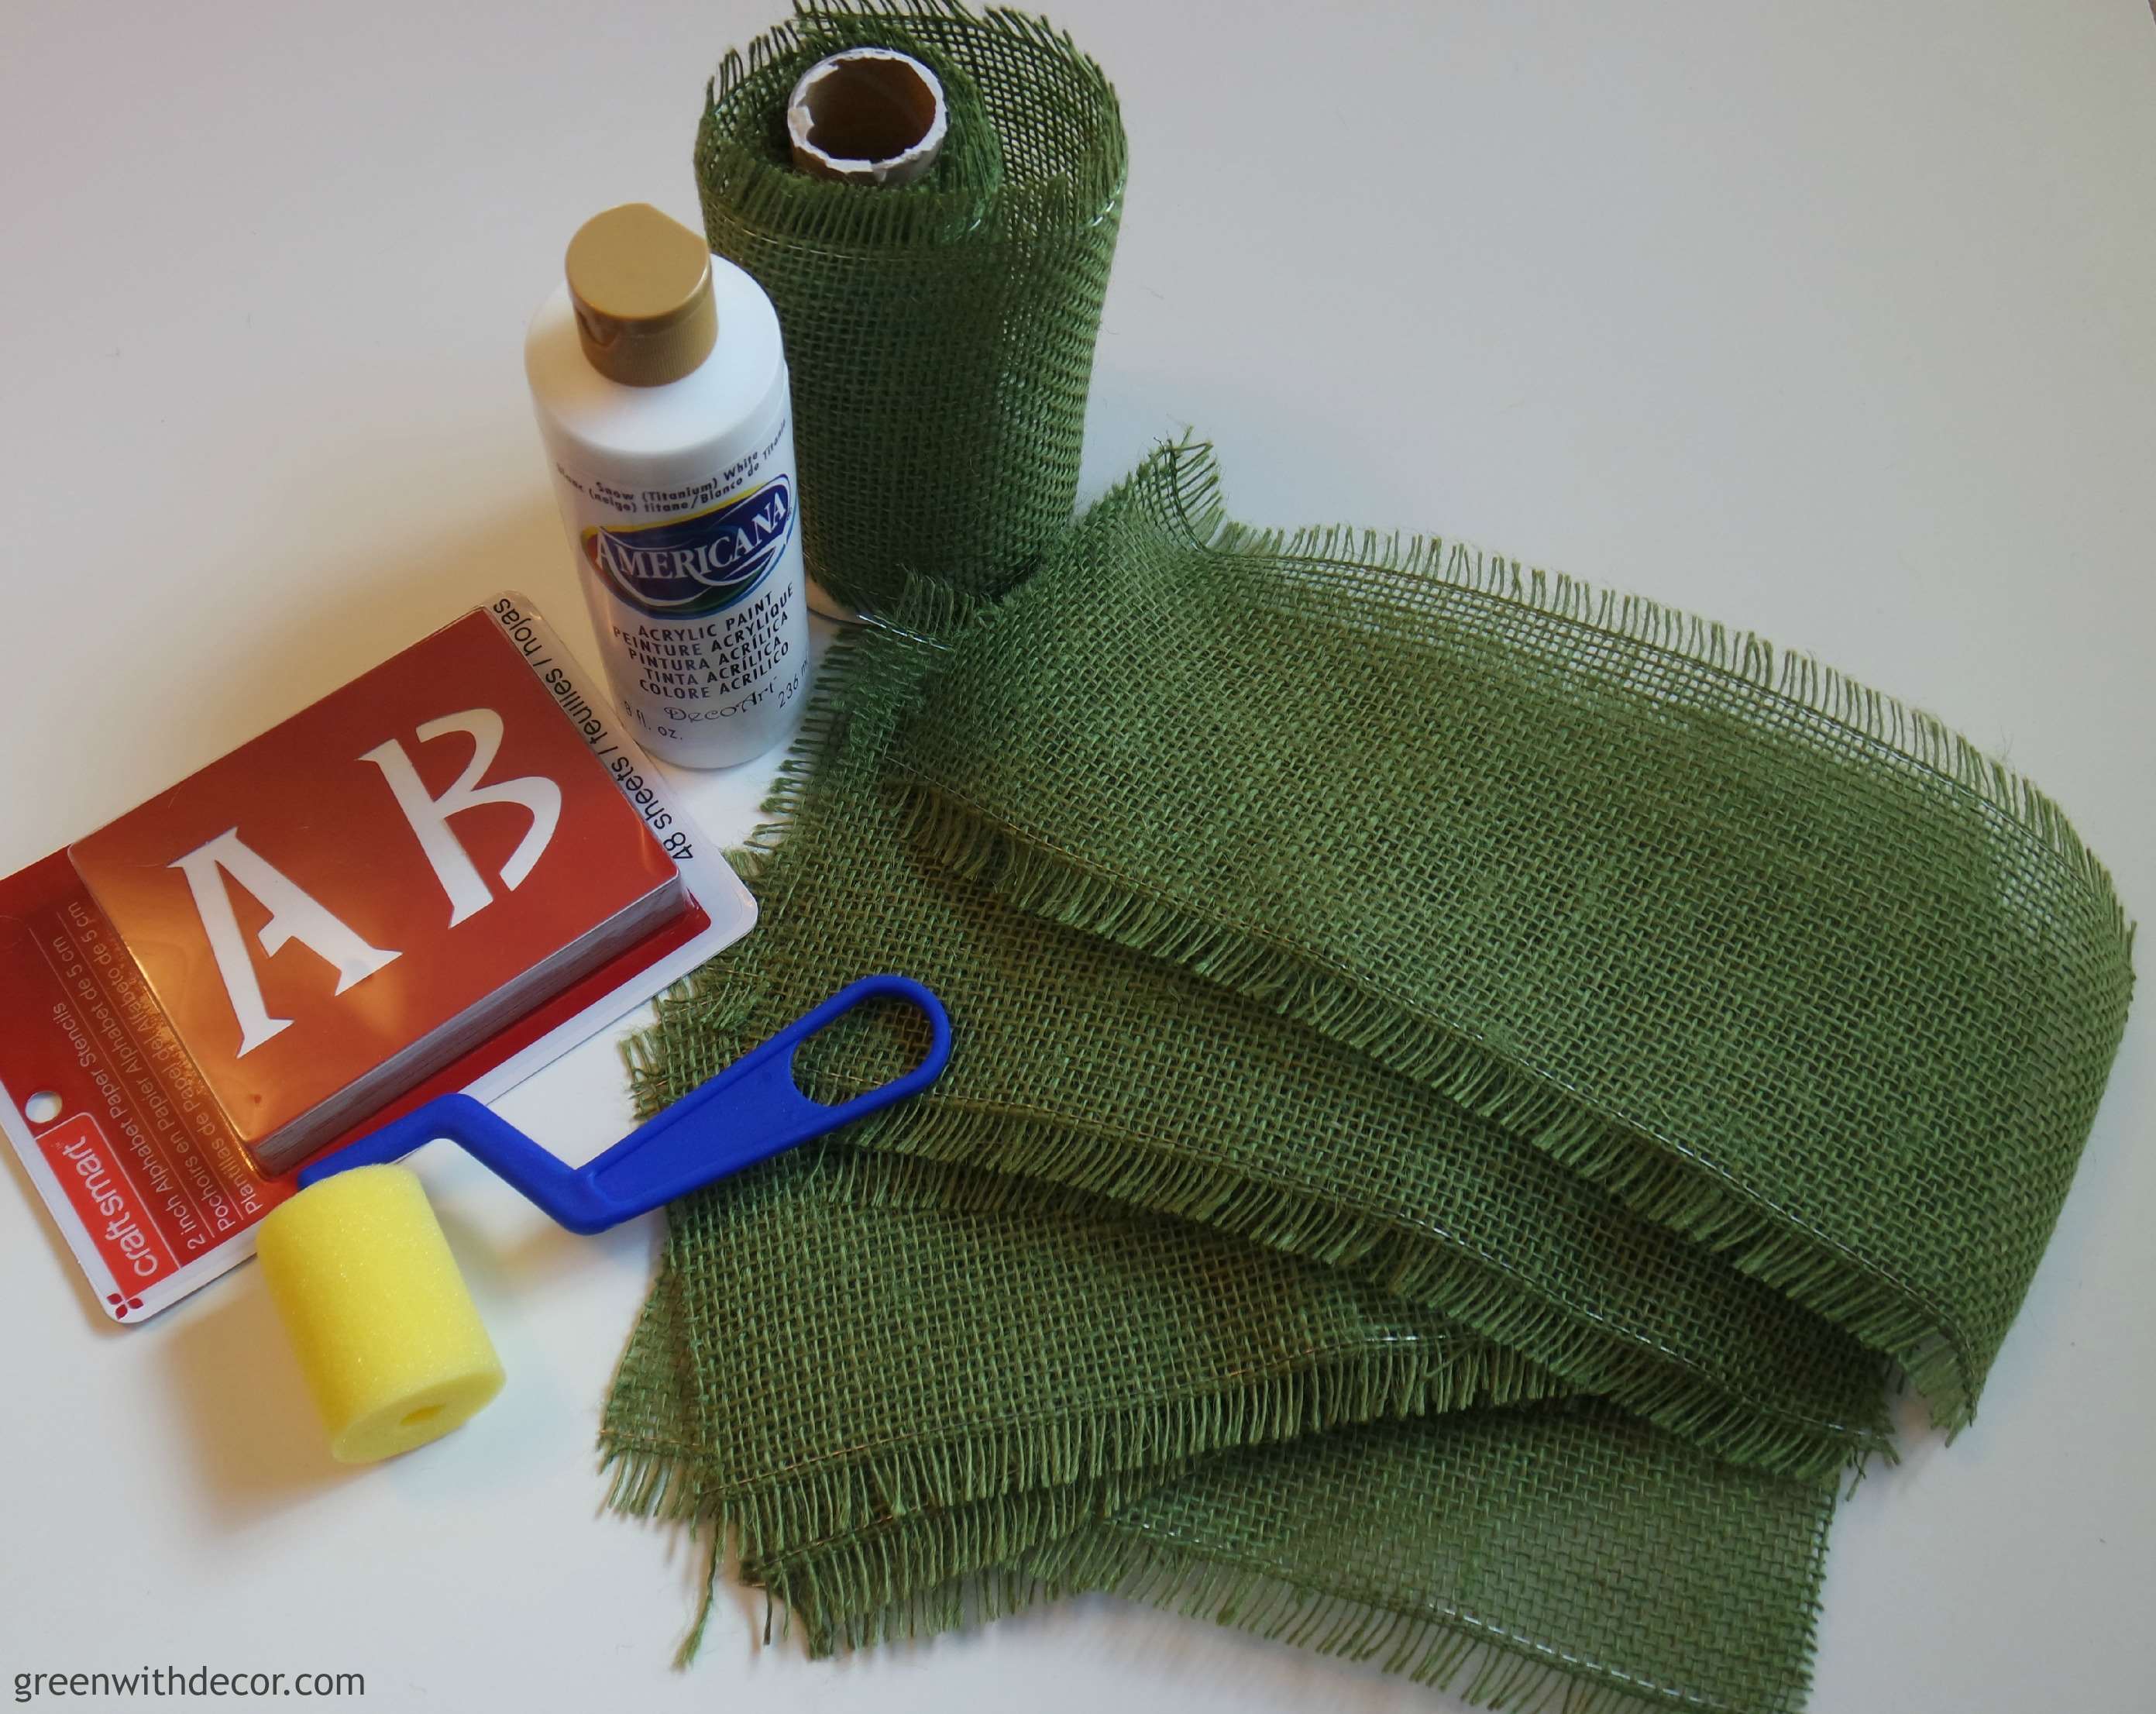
[169,830,401,1057]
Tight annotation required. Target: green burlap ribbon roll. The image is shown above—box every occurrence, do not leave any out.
[694,2,1125,610]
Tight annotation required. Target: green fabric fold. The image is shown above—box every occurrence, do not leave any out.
[887,442,2134,1427]
[628,589,1893,1482]
[602,1147,1549,1559]
[1024,1403,1834,1714]
[603,1144,1832,1714]
[600,572,1872,1708]
[603,438,2125,1704]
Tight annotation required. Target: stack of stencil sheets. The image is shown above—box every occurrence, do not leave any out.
[600,442,2133,1714]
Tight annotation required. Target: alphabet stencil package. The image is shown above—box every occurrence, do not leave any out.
[0,597,757,1319]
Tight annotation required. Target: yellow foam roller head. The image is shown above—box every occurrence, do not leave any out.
[256,1165,505,1464]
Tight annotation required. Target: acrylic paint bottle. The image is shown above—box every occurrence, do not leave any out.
[526,203,808,769]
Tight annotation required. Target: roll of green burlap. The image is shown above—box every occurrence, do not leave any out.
[694,5,1125,609]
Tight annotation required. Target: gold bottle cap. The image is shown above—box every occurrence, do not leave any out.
[563,204,718,387]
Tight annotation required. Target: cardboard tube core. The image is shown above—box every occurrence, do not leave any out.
[788,50,947,187]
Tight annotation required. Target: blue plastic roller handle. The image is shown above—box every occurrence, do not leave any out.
[294,974,951,1234]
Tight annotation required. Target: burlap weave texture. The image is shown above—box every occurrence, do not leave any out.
[693,3,1124,610]
[891,442,2134,1427]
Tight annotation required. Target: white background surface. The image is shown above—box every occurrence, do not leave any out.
[3,2,2152,1709]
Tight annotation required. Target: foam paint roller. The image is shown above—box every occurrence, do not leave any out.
[258,975,951,1463]
[256,1165,507,1463]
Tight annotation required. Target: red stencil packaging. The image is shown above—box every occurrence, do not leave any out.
[0,594,757,1320]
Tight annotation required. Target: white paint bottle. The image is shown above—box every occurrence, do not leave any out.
[525,203,808,769]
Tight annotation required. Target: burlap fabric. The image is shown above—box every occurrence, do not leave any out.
[890,442,2134,1427]
[693,2,1124,609]
[627,588,1895,1483]
[615,7,2130,1702]
[604,1145,1833,1714]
